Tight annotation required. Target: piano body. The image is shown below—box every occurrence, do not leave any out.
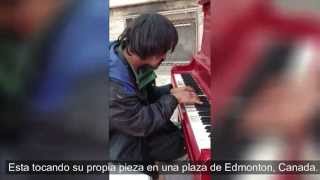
[171,0,212,179]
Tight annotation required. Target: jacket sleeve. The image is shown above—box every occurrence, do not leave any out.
[152,84,173,96]
[109,81,178,137]
[147,83,173,103]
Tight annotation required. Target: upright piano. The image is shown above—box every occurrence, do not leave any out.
[171,0,212,180]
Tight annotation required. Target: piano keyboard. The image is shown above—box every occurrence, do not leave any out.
[174,73,212,150]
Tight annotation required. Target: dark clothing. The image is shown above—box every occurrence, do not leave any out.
[108,42,185,161]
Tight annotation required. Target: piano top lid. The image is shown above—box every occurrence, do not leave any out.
[194,0,211,70]
[198,0,210,5]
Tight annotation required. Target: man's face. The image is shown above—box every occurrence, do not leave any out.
[142,53,166,70]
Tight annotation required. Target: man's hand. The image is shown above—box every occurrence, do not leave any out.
[170,86,194,94]
[170,86,202,105]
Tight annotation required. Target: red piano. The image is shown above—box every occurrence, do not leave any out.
[171,0,212,160]
[171,0,212,180]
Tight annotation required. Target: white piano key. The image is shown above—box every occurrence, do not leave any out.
[174,73,211,149]
[174,74,185,87]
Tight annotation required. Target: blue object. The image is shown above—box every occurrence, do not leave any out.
[31,0,108,113]
[108,42,136,94]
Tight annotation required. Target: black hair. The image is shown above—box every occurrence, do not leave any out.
[118,13,178,60]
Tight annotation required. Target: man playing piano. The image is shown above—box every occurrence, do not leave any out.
[108,13,202,162]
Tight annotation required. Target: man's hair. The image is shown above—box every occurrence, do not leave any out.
[118,13,178,60]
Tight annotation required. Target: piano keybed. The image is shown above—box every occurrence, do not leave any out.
[174,73,212,152]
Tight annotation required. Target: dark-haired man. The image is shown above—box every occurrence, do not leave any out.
[108,13,202,161]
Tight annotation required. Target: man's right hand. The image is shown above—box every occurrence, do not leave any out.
[170,86,194,94]
[170,86,202,105]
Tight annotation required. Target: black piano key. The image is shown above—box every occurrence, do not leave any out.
[195,106,210,112]
[201,117,211,122]
[200,101,210,105]
[181,73,204,95]
[180,73,214,140]
[201,117,210,120]
[197,110,210,114]
[209,132,213,138]
[198,99,209,105]
[195,102,209,106]
[196,109,210,114]
[198,99,208,103]
[199,96,208,101]
[199,111,210,116]
[203,122,211,126]
[202,117,211,122]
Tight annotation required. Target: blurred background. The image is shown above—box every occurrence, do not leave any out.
[2,0,320,180]
[212,0,320,179]
[0,0,108,179]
